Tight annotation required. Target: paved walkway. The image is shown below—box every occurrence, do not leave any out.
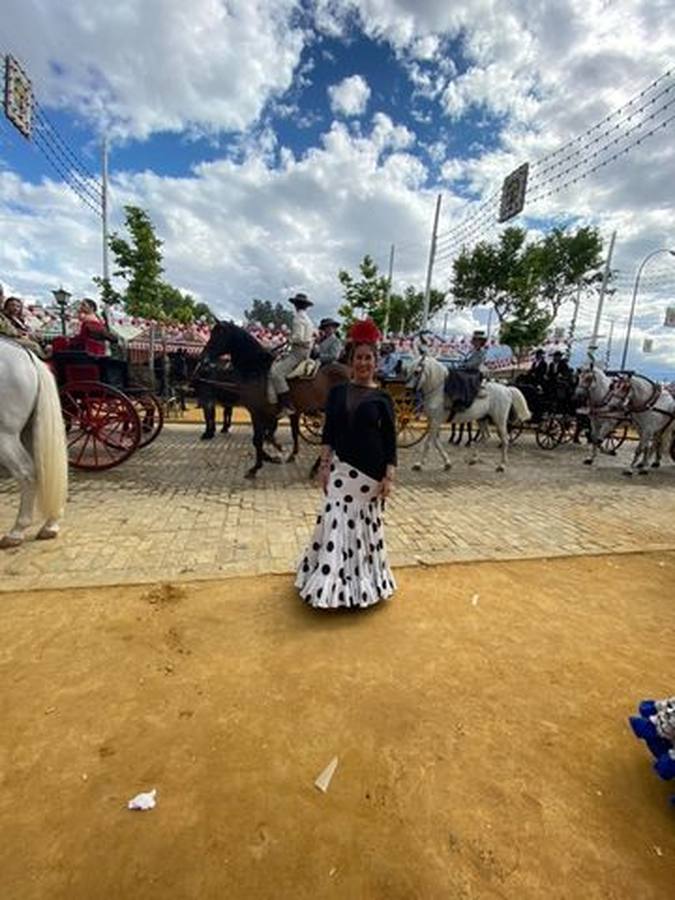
[1,424,674,591]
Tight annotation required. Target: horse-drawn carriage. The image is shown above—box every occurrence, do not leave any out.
[50,336,164,470]
[507,374,629,453]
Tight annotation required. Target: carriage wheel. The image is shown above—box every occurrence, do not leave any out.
[601,422,628,454]
[393,392,429,448]
[535,415,564,450]
[60,381,142,470]
[298,410,324,445]
[128,392,164,448]
[559,415,577,444]
[508,419,524,444]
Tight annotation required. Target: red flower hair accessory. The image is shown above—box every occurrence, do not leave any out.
[347,318,382,345]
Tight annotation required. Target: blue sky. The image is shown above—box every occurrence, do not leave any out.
[1,0,674,378]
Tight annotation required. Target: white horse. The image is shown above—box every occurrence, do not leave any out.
[574,366,624,466]
[0,338,68,548]
[406,355,531,472]
[607,373,675,475]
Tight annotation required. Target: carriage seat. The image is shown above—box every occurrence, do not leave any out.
[288,358,320,380]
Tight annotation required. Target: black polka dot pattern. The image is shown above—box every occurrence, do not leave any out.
[295,459,396,610]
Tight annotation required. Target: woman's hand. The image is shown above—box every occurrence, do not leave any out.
[319,462,331,495]
[379,475,394,499]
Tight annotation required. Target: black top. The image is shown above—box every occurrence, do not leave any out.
[322,383,397,481]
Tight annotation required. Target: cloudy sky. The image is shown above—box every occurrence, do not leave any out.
[1,0,674,377]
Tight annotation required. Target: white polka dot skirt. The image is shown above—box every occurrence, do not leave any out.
[296,459,397,609]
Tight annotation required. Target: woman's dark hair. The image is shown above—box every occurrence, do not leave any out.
[3,296,23,312]
[81,298,98,313]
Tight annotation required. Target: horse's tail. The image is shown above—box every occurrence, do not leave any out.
[507,386,532,423]
[32,357,68,520]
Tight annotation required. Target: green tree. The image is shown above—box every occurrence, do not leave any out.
[243,299,293,329]
[338,255,390,324]
[94,205,214,324]
[386,286,446,333]
[338,255,446,332]
[452,225,608,353]
[499,297,551,357]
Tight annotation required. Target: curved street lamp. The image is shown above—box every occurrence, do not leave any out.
[620,247,675,370]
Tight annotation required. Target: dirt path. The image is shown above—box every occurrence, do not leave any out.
[1,553,674,899]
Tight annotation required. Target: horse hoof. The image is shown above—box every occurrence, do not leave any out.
[583,458,593,466]
[443,462,452,471]
[412,463,422,472]
[467,459,478,466]
[622,469,633,477]
[495,464,505,473]
[651,462,660,469]
[36,527,59,541]
[244,468,258,480]
[0,534,23,549]
[200,433,215,441]
[638,468,649,476]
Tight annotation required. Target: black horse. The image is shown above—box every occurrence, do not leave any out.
[200,321,349,478]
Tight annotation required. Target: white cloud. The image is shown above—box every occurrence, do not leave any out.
[0,114,435,323]
[327,74,372,117]
[2,0,305,139]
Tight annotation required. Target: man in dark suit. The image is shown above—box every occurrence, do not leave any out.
[547,350,572,383]
[529,349,547,387]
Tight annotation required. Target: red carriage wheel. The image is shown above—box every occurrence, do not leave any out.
[127,391,164,448]
[60,381,142,470]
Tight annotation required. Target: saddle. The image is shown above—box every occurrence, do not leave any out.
[287,358,320,380]
[444,369,483,412]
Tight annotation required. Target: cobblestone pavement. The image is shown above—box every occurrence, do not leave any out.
[1,424,674,591]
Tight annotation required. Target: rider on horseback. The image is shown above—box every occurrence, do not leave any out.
[270,292,315,413]
[445,330,488,414]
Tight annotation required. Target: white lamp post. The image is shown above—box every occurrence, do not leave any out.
[620,248,675,370]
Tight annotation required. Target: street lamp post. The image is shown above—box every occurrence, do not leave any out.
[620,248,675,370]
[52,287,72,337]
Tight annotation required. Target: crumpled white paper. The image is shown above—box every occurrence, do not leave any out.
[127,788,157,811]
[314,757,338,793]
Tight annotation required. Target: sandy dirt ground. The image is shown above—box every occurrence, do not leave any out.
[1,553,674,900]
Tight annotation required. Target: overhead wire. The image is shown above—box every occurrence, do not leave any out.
[1,47,103,216]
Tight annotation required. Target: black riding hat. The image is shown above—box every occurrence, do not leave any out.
[319,317,339,329]
[288,292,313,308]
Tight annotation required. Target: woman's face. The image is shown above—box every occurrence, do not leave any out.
[352,344,377,383]
[5,298,22,318]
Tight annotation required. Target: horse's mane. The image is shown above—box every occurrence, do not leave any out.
[216,322,273,374]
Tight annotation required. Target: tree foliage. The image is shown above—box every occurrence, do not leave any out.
[338,254,446,332]
[451,225,608,353]
[243,298,293,330]
[94,205,214,324]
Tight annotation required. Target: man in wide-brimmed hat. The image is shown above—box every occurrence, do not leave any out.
[270,292,316,411]
[463,329,488,372]
[314,316,342,366]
